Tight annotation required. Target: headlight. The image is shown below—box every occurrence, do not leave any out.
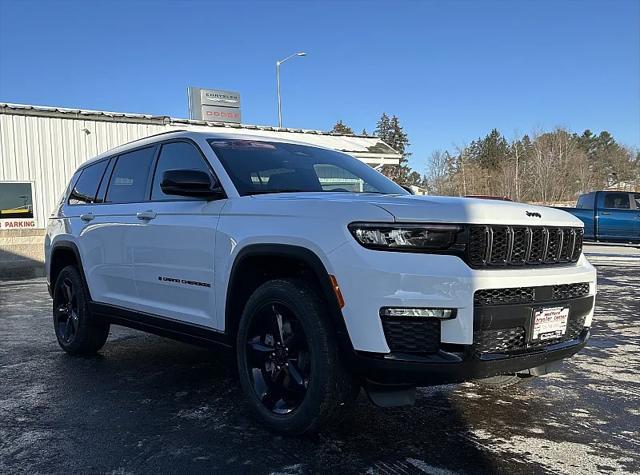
[348,222,464,252]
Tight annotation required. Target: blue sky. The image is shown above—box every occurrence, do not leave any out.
[1,0,638,172]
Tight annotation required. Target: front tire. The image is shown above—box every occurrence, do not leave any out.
[236,278,358,434]
[52,265,110,355]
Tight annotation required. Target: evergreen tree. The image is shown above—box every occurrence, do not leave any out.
[573,129,634,185]
[374,113,419,185]
[468,129,510,170]
[374,113,391,142]
[387,116,410,158]
[329,120,354,135]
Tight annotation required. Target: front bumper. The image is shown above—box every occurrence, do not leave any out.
[350,329,590,386]
[328,242,597,353]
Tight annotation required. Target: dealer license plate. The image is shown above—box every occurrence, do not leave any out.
[532,306,569,341]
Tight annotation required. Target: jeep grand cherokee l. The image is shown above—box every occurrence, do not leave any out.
[45,130,596,434]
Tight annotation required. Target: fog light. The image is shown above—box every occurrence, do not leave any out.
[380,308,455,319]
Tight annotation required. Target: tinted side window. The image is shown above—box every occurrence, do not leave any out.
[95,158,116,203]
[106,147,156,203]
[634,193,640,209]
[151,142,211,201]
[603,192,630,209]
[576,193,594,210]
[68,160,109,205]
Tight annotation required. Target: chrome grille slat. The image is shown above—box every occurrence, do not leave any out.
[506,226,515,263]
[542,228,550,262]
[485,226,493,264]
[569,228,577,260]
[556,229,564,261]
[524,227,533,262]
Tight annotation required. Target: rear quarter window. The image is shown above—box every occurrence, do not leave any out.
[68,160,109,205]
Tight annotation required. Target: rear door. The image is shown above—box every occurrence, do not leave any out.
[82,145,158,308]
[597,192,636,241]
[66,158,111,300]
[130,140,226,328]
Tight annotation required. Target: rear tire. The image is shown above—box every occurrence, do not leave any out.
[52,265,110,355]
[236,278,358,434]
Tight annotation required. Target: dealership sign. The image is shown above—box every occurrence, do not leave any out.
[201,105,241,122]
[0,218,36,229]
[188,87,241,123]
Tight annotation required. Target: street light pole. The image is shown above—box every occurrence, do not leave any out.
[276,52,306,128]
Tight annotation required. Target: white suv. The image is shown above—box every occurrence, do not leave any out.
[45,130,596,434]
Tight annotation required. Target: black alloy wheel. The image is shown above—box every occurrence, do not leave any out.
[54,277,80,345]
[236,278,358,434]
[52,265,110,355]
[245,302,310,414]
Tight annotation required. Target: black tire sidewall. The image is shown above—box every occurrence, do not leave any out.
[236,279,337,434]
[53,265,108,354]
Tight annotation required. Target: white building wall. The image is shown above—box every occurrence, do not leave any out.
[0,114,166,227]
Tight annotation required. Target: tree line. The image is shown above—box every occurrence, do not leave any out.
[330,116,639,203]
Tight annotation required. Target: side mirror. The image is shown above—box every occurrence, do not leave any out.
[400,184,415,195]
[160,169,224,199]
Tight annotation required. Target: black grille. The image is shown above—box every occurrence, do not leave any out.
[552,282,590,300]
[467,225,583,267]
[474,287,535,306]
[475,282,590,306]
[381,317,440,354]
[473,327,525,354]
[474,313,587,355]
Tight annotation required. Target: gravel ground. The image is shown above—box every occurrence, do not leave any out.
[0,244,638,474]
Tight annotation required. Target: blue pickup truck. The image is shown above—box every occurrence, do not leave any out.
[558,191,640,243]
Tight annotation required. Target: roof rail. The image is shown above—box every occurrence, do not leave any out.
[122,129,188,145]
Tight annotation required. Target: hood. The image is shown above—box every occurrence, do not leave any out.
[251,193,584,227]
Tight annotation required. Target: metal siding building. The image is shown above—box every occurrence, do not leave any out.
[0,102,400,229]
[0,102,401,277]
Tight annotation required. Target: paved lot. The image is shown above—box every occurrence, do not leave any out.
[1,244,639,474]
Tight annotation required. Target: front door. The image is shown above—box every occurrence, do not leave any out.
[130,140,226,329]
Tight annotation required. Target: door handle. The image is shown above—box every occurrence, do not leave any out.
[80,213,95,222]
[136,210,157,221]
[600,211,611,215]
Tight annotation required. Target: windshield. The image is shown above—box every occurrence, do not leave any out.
[208,139,407,196]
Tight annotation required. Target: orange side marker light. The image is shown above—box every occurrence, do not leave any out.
[329,274,345,309]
